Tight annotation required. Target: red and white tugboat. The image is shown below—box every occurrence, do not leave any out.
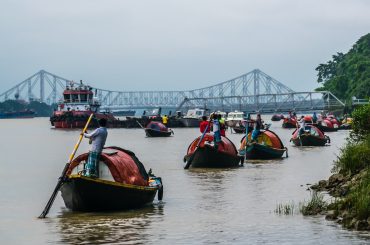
[50,81,123,128]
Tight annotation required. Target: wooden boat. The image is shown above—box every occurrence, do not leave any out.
[145,121,173,137]
[317,119,338,132]
[61,147,163,211]
[271,114,284,121]
[282,118,297,128]
[290,126,330,146]
[231,119,254,134]
[240,130,287,160]
[184,133,241,168]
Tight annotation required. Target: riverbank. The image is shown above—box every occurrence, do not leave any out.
[307,105,370,231]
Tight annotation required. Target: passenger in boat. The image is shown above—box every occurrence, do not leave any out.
[212,114,222,150]
[298,116,306,136]
[251,113,262,142]
[312,112,318,123]
[219,114,226,137]
[199,116,211,133]
[162,115,168,126]
[82,118,108,178]
[287,111,292,122]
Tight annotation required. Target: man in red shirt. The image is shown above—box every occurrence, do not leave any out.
[199,116,211,133]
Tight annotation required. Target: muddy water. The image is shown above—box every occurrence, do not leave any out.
[1,117,369,244]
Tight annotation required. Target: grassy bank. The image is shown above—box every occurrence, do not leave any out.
[308,104,370,230]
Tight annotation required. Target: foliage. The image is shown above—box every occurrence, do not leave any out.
[274,202,297,215]
[350,104,370,140]
[0,100,53,117]
[315,33,370,101]
[333,135,370,175]
[300,191,327,215]
[336,170,370,220]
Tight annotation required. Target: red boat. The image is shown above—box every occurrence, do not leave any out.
[271,114,284,121]
[317,118,339,132]
[184,133,241,168]
[50,81,124,128]
[290,126,330,146]
[145,121,173,137]
[61,146,163,211]
[282,118,297,128]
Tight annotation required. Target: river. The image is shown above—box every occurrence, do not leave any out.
[1,117,369,244]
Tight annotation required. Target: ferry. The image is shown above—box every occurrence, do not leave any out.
[180,108,206,127]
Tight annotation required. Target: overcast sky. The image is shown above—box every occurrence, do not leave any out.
[0,0,369,93]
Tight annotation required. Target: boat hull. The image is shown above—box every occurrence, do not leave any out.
[291,134,328,146]
[145,128,172,137]
[245,143,286,160]
[61,175,158,212]
[186,145,241,168]
[317,124,338,132]
[180,118,200,127]
[282,122,296,128]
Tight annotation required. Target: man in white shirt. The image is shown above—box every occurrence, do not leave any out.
[83,118,108,177]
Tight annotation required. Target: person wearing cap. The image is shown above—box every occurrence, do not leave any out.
[82,118,108,177]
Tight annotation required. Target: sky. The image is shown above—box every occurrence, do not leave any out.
[0,0,369,93]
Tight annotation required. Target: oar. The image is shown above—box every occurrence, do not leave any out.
[184,116,212,169]
[136,120,145,129]
[39,113,94,218]
[296,120,302,146]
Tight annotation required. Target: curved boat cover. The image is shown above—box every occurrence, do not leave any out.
[242,130,284,149]
[68,146,149,186]
[292,125,325,138]
[304,115,313,122]
[146,121,168,132]
[283,118,297,125]
[187,133,237,156]
[321,119,334,128]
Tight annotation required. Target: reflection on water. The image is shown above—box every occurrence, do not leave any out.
[51,204,164,244]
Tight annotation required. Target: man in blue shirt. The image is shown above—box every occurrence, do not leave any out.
[83,118,108,177]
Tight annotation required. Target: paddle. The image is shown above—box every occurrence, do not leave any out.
[38,113,94,218]
[136,120,145,129]
[243,116,251,164]
[184,115,213,169]
[296,118,302,146]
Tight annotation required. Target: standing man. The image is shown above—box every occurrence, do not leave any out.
[162,114,168,126]
[251,113,262,142]
[83,118,108,178]
[212,114,221,150]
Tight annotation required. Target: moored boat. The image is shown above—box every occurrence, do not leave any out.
[290,125,330,146]
[282,118,297,128]
[184,133,241,168]
[225,111,244,127]
[239,130,287,160]
[145,121,173,137]
[317,118,338,132]
[271,114,284,121]
[0,109,36,119]
[61,146,163,211]
[180,109,206,127]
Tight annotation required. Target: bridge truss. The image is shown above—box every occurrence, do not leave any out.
[0,69,345,113]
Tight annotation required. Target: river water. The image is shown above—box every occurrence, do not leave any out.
[1,117,369,244]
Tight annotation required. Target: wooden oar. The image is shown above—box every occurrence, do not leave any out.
[243,118,250,164]
[184,116,212,169]
[39,113,94,218]
[136,120,145,129]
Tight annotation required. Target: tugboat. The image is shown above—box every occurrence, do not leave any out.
[50,81,124,128]
[61,146,163,211]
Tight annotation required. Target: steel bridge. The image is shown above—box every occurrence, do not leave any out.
[0,69,345,113]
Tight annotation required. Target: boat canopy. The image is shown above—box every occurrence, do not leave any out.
[292,125,324,138]
[187,133,238,156]
[146,121,168,131]
[68,147,149,186]
[243,130,284,149]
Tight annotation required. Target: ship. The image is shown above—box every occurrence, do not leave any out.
[0,109,36,119]
[50,81,125,128]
